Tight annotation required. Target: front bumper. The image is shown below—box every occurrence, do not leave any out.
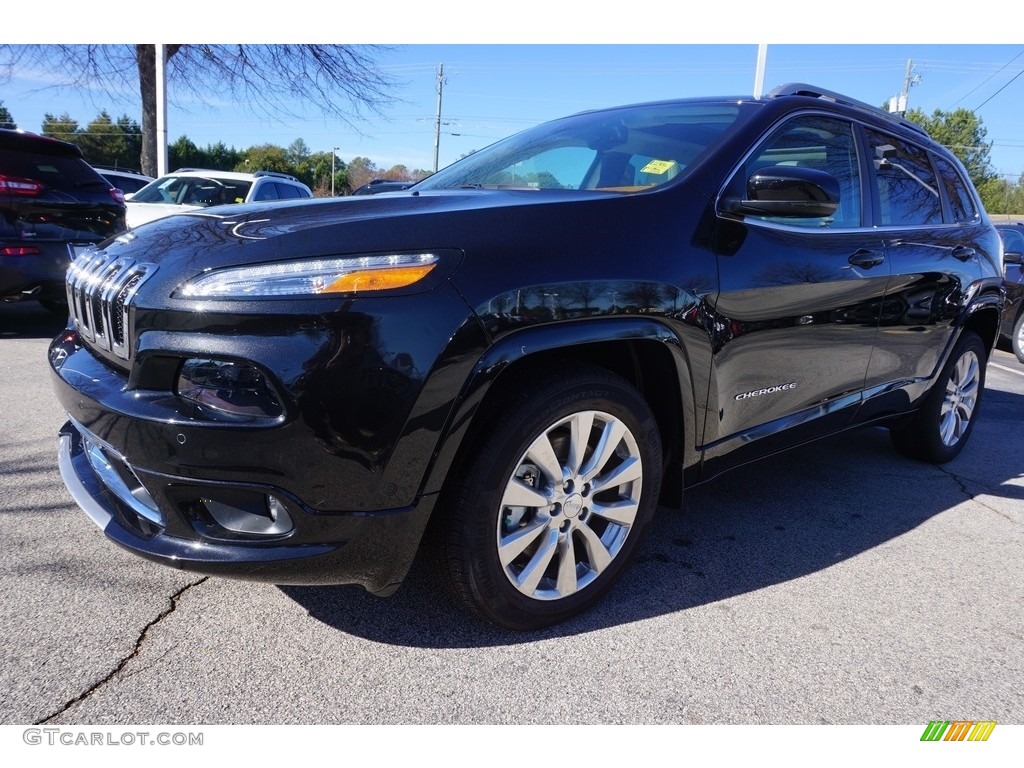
[56,418,436,595]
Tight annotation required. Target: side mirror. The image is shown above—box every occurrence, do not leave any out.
[721,165,840,219]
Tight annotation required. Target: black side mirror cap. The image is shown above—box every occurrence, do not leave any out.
[720,165,840,219]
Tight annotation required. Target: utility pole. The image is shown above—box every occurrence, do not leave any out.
[433,63,445,174]
[890,59,920,117]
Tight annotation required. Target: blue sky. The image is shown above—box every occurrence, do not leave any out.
[4,7,1023,179]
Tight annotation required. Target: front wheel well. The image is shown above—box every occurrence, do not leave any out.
[454,339,687,508]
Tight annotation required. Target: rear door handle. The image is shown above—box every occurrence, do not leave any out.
[952,246,976,262]
[849,249,885,269]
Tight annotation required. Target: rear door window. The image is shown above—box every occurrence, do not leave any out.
[864,128,943,226]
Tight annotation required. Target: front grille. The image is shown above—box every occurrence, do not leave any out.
[66,248,156,362]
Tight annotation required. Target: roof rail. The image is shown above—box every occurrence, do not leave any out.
[253,170,299,181]
[92,165,146,175]
[766,83,929,137]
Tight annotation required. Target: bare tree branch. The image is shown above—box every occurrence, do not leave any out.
[0,44,401,176]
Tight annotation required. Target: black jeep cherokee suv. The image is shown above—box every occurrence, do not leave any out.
[49,84,1004,630]
[2,129,126,313]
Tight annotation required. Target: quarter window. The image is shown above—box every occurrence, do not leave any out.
[934,155,978,223]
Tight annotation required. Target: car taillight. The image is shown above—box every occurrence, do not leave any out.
[1,245,42,256]
[0,174,44,196]
[109,188,126,204]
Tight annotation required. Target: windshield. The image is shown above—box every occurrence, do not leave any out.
[417,102,742,194]
[131,175,253,207]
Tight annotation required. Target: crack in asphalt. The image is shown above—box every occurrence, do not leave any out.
[939,466,1018,523]
[34,577,209,724]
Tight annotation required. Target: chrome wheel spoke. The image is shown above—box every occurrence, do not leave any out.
[555,535,579,596]
[580,419,626,482]
[590,455,642,494]
[501,477,550,508]
[516,529,559,594]
[576,523,613,573]
[498,519,550,566]
[590,498,639,527]
[566,411,595,476]
[526,433,565,487]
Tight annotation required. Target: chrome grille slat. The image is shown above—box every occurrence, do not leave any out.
[65,249,157,363]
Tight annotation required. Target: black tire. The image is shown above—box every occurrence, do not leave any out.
[1012,312,1024,365]
[433,366,662,631]
[890,330,987,464]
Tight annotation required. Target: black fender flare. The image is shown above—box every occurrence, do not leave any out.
[419,316,702,501]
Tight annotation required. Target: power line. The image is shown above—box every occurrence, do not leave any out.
[950,49,1024,107]
[974,68,1024,112]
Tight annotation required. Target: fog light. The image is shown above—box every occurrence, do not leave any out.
[176,358,283,421]
[203,494,293,536]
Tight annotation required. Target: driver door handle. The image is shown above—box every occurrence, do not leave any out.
[849,249,885,269]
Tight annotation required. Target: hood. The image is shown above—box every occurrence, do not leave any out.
[99,186,692,307]
[108,187,625,266]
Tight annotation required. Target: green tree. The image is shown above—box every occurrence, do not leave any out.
[978,174,1024,215]
[905,107,995,189]
[346,156,380,192]
[41,112,79,143]
[169,135,202,170]
[116,114,143,168]
[75,110,143,168]
[0,100,15,129]
[0,45,398,177]
[287,138,312,168]
[203,141,243,171]
[298,150,346,196]
[237,144,292,175]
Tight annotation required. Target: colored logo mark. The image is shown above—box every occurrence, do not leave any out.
[921,721,996,741]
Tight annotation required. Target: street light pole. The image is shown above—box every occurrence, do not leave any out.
[433,63,445,174]
[331,146,339,196]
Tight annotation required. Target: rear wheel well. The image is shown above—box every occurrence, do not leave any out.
[963,306,1000,355]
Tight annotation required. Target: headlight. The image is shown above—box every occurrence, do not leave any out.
[177,252,440,298]
[176,358,284,421]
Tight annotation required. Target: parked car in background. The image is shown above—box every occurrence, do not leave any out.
[352,179,413,195]
[50,84,1004,630]
[996,224,1024,362]
[92,166,155,195]
[125,169,312,228]
[1,128,125,314]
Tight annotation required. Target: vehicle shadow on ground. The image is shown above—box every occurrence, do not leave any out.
[281,390,1024,647]
[0,303,68,340]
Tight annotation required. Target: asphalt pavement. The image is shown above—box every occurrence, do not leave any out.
[1,301,1021,732]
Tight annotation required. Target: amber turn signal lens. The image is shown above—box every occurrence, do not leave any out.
[325,263,437,293]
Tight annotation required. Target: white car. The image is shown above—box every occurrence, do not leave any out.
[125,168,313,228]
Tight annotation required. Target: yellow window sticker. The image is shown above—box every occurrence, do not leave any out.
[640,159,677,176]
